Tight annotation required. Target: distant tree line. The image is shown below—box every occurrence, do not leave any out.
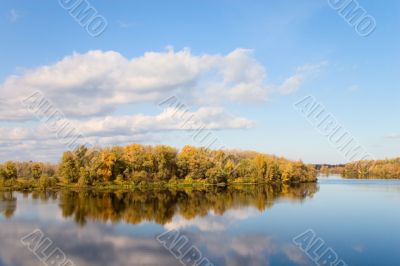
[0,144,317,189]
[316,164,345,176]
[341,159,400,179]
[315,159,400,179]
[0,161,58,189]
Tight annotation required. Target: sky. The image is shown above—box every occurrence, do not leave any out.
[0,0,399,164]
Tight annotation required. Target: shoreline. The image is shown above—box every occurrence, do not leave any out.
[0,179,317,192]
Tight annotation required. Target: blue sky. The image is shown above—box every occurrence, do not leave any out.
[0,0,399,164]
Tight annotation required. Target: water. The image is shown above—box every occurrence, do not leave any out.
[0,176,399,266]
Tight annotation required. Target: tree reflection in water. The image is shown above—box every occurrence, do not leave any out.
[0,191,17,218]
[0,183,318,225]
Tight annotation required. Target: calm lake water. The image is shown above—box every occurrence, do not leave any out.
[1,176,400,266]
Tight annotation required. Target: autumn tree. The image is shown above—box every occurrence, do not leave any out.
[7,143,318,187]
[177,146,213,180]
[153,145,178,181]
[0,161,17,180]
[98,149,117,182]
[58,152,78,184]
[31,163,43,180]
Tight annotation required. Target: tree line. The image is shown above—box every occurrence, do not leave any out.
[0,144,317,189]
[317,164,345,176]
[316,159,400,179]
[341,158,400,179]
[0,161,58,189]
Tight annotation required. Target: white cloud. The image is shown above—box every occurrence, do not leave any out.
[0,107,254,142]
[278,61,327,95]
[0,48,323,121]
[0,107,254,161]
[71,107,255,135]
[0,48,272,121]
[278,74,303,95]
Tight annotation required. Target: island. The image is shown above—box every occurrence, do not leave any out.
[0,144,317,190]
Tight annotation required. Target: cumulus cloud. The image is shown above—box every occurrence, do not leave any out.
[0,107,253,142]
[0,48,320,120]
[0,106,254,161]
[68,107,255,136]
[0,48,272,121]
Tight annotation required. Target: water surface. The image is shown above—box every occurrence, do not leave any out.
[1,176,399,266]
